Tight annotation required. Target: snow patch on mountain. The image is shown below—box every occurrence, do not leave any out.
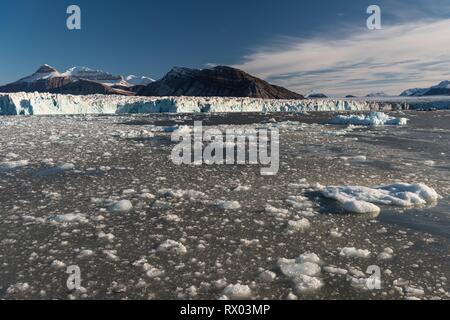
[18,65,62,83]
[126,75,155,86]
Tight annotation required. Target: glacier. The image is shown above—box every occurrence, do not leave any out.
[1,92,450,115]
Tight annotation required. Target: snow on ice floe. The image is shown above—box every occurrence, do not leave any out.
[278,253,324,293]
[319,183,440,214]
[329,112,408,126]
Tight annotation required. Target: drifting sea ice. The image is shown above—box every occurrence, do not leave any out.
[320,183,440,214]
[329,112,408,126]
[0,160,29,171]
[339,247,371,259]
[221,284,253,299]
[108,200,133,213]
[278,253,324,293]
[156,240,187,255]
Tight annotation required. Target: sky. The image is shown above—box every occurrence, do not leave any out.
[0,0,449,96]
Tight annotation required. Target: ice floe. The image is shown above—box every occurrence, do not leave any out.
[329,112,408,126]
[320,183,440,214]
[215,200,241,210]
[339,247,371,259]
[285,218,311,234]
[222,284,253,299]
[156,240,187,255]
[278,253,323,293]
[0,160,29,171]
[108,200,133,213]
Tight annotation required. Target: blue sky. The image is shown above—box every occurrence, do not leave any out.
[0,0,449,95]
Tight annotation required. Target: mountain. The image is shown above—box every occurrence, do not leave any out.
[138,66,304,99]
[400,81,450,96]
[366,92,389,98]
[0,65,153,95]
[126,75,155,86]
[307,93,328,98]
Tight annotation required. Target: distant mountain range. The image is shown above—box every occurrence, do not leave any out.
[400,81,450,97]
[0,64,304,99]
[0,65,154,96]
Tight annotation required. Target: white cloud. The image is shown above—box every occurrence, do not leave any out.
[234,19,450,96]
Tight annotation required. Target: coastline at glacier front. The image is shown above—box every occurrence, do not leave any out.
[1,92,450,115]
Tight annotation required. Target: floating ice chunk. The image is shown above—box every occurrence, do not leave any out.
[78,250,95,259]
[339,247,371,259]
[320,183,439,214]
[278,253,323,293]
[109,200,133,213]
[50,260,66,270]
[98,231,115,242]
[296,253,322,265]
[279,260,321,277]
[233,185,251,192]
[216,200,241,210]
[259,270,277,282]
[103,249,119,261]
[162,214,182,222]
[157,240,187,255]
[293,275,324,292]
[144,265,164,278]
[329,112,408,126]
[323,266,348,275]
[0,160,29,171]
[330,229,343,238]
[342,200,381,215]
[159,188,207,202]
[286,219,311,233]
[58,163,75,171]
[405,286,425,297]
[7,282,31,294]
[52,213,88,224]
[222,284,252,299]
[265,205,289,218]
[378,247,394,260]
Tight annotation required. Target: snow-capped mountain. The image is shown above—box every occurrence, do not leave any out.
[17,64,62,83]
[400,81,450,96]
[126,75,155,86]
[61,66,154,87]
[0,65,154,95]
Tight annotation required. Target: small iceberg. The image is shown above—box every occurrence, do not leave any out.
[329,112,408,126]
[319,183,440,214]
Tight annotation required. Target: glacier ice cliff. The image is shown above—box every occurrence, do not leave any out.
[1,92,449,115]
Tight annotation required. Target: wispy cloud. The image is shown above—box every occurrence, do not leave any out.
[234,19,450,96]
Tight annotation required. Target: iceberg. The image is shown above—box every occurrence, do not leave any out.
[329,112,409,126]
[320,183,440,214]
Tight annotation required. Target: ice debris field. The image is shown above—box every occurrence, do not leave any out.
[0,110,449,300]
[1,92,450,115]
